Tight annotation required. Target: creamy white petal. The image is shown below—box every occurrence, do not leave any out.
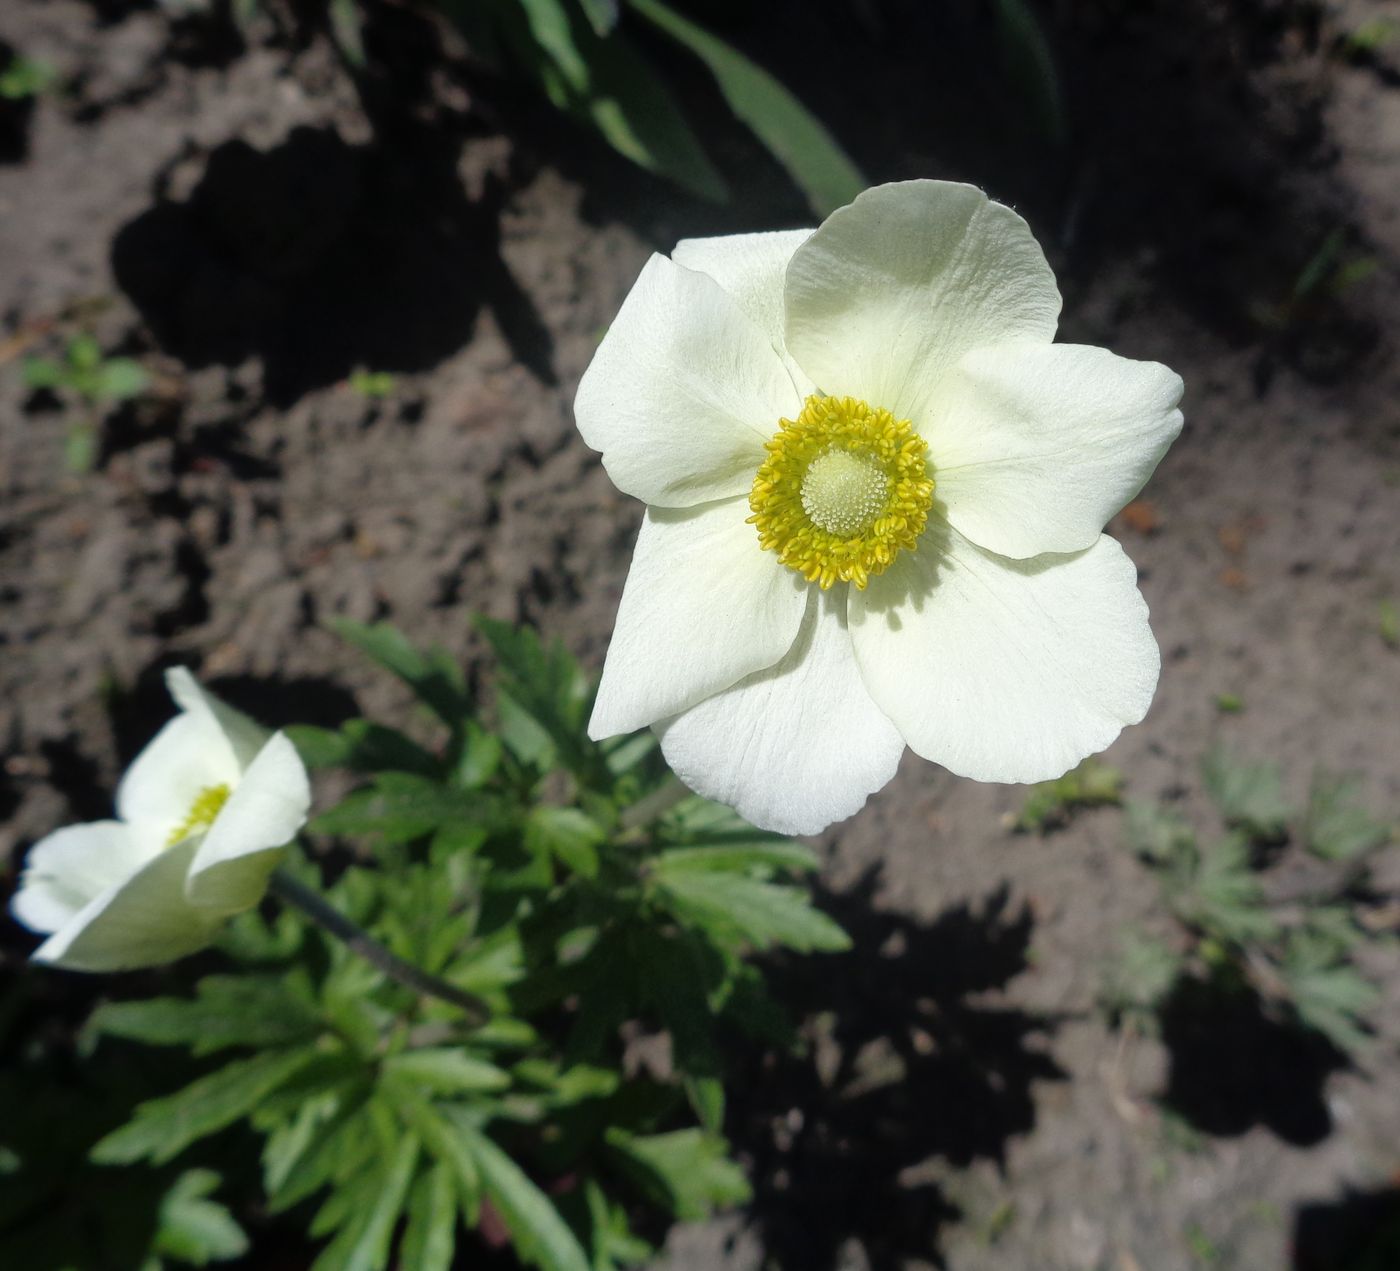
[165,666,271,771]
[927,343,1184,558]
[574,252,801,507]
[656,587,905,836]
[784,180,1060,424]
[186,731,310,913]
[590,498,808,738]
[115,710,241,850]
[849,526,1159,783]
[672,229,816,394]
[30,838,221,972]
[10,820,149,935]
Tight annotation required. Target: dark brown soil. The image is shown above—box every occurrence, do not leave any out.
[3,2,1400,1268]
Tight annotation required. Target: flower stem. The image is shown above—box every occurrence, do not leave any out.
[269,870,489,1026]
[618,775,693,832]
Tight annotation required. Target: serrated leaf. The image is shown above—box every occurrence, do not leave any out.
[400,1160,457,1271]
[310,1129,418,1271]
[604,1128,750,1221]
[151,1169,249,1265]
[1304,772,1391,862]
[1124,800,1195,864]
[93,1047,321,1165]
[1185,833,1278,945]
[311,772,513,843]
[653,867,850,953]
[626,0,864,215]
[455,1120,590,1271]
[526,806,605,879]
[381,1088,483,1226]
[328,619,471,728]
[1017,756,1123,832]
[1200,745,1292,839]
[1282,948,1379,1053]
[382,1049,512,1095]
[89,974,321,1056]
[1101,933,1180,1023]
[266,1093,374,1213]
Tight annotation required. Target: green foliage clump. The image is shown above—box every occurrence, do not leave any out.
[21,333,151,472]
[43,618,847,1271]
[1102,745,1395,1055]
[0,54,56,100]
[1013,756,1123,832]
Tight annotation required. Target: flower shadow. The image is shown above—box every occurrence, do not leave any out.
[725,867,1063,1270]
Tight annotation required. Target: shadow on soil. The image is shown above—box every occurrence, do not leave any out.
[1293,1186,1400,1270]
[1157,977,1348,1147]
[727,869,1061,1270]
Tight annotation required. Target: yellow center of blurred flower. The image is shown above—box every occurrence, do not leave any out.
[748,394,934,590]
[166,783,231,847]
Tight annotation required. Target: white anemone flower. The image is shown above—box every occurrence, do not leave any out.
[11,668,310,971]
[576,180,1183,835]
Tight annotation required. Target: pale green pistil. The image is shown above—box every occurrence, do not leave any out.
[800,447,890,538]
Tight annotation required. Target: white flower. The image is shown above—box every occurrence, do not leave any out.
[12,668,310,971]
[575,180,1183,835]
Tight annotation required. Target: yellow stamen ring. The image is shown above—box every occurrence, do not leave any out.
[167,782,232,847]
[748,394,934,590]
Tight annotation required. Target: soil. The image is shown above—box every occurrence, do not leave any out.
[3,1,1400,1269]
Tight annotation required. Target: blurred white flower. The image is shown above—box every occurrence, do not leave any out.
[576,180,1183,835]
[12,668,310,971]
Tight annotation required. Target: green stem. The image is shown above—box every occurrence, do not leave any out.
[618,775,693,832]
[269,870,489,1027]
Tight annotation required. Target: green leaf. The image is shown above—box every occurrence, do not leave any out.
[93,1047,322,1165]
[151,1169,249,1265]
[605,1128,750,1221]
[1100,933,1181,1024]
[1124,800,1195,865]
[477,617,610,786]
[653,866,850,953]
[0,55,56,99]
[1185,833,1278,945]
[526,806,605,879]
[20,356,63,389]
[1016,756,1123,832]
[1304,772,1391,862]
[310,1129,418,1271]
[1200,745,1292,839]
[311,772,513,843]
[380,1089,483,1225]
[577,0,620,37]
[625,0,864,215]
[287,720,441,778]
[327,619,471,729]
[649,842,817,875]
[1282,935,1379,1052]
[382,1049,512,1095]
[518,0,591,88]
[456,1120,590,1271]
[400,1160,458,1271]
[93,358,150,403]
[88,974,321,1056]
[328,0,367,68]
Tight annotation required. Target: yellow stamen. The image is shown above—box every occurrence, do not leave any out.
[748,394,934,589]
[166,783,231,847]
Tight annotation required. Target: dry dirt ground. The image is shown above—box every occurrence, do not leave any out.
[2,2,1400,1269]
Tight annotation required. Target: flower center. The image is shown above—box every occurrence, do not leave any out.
[748,394,934,590]
[166,783,231,847]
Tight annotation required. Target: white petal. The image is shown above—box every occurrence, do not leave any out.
[575,252,801,507]
[30,838,221,972]
[590,498,808,738]
[849,525,1159,784]
[656,587,905,835]
[784,180,1060,424]
[115,711,240,850]
[10,820,149,935]
[186,732,310,913]
[672,229,816,393]
[165,666,270,771]
[928,343,1184,558]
